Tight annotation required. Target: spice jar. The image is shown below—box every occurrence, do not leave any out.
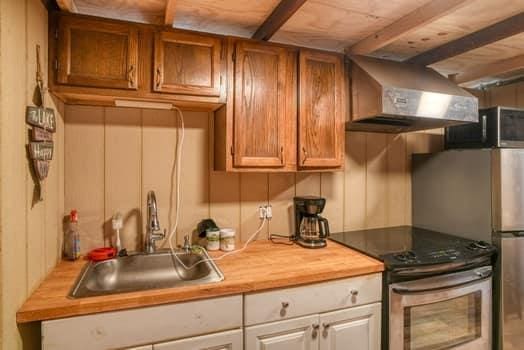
[220,228,236,252]
[206,228,220,251]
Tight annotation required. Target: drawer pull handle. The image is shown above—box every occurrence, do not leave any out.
[350,289,359,296]
[312,324,320,339]
[280,301,289,317]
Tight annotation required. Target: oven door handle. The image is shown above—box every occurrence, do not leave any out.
[391,267,492,294]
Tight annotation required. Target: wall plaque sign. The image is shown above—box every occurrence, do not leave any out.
[26,106,56,132]
[33,160,50,181]
[29,142,53,161]
[27,45,55,202]
[32,126,53,141]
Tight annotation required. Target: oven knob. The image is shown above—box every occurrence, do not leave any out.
[469,241,489,250]
[474,241,489,249]
[394,251,417,262]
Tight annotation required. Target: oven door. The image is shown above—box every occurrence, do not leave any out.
[389,266,492,350]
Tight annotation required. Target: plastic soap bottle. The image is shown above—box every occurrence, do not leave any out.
[65,209,81,260]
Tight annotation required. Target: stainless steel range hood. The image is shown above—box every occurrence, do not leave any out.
[347,55,479,133]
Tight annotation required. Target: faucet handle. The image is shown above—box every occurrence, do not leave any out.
[183,235,192,253]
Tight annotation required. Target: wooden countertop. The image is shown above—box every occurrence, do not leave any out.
[17,240,383,323]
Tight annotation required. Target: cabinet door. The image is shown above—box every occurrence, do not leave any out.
[154,31,223,97]
[233,41,291,168]
[245,315,319,350]
[57,16,138,89]
[298,50,344,169]
[154,329,242,350]
[319,303,381,350]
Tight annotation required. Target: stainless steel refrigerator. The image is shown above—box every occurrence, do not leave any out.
[412,148,524,350]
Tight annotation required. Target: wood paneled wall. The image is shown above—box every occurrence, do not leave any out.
[0,0,65,348]
[64,105,443,253]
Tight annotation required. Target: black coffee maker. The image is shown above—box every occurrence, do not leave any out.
[293,196,330,248]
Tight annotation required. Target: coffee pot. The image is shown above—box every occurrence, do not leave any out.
[294,196,330,248]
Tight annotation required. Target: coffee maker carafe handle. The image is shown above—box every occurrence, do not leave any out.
[318,215,330,238]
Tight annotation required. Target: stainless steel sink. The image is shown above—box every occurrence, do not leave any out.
[69,249,224,298]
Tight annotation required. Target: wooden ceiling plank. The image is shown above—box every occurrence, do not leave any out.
[252,0,308,41]
[164,0,177,26]
[455,54,524,85]
[346,0,473,55]
[56,0,77,12]
[406,12,524,66]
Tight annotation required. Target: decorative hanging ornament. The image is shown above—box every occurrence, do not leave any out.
[26,44,56,201]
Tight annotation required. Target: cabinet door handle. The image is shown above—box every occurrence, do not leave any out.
[280,146,284,164]
[302,147,308,165]
[312,324,320,339]
[281,301,289,308]
[322,323,330,337]
[350,289,359,296]
[127,65,135,87]
[155,67,162,89]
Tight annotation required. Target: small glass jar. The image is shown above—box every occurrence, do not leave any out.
[220,228,236,252]
[206,228,220,251]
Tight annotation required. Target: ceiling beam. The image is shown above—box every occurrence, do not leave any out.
[164,0,177,26]
[252,0,307,41]
[56,0,77,12]
[406,12,524,66]
[455,54,524,85]
[346,0,473,55]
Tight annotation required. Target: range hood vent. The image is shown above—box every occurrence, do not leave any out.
[347,55,479,133]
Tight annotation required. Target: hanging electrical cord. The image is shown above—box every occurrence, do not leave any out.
[167,106,269,270]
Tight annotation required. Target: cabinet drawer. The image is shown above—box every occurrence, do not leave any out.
[244,274,381,326]
[42,295,242,350]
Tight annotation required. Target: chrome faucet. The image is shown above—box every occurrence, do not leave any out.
[183,235,192,254]
[145,191,165,253]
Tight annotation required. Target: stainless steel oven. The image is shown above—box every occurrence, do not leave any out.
[389,266,492,350]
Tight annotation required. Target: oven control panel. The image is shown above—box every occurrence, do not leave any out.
[386,240,495,267]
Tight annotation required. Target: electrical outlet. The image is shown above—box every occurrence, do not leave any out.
[258,206,267,219]
[265,205,273,219]
[258,205,273,220]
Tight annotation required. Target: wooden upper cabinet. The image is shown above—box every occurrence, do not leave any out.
[154,31,223,97]
[298,50,345,169]
[232,41,295,169]
[56,16,139,90]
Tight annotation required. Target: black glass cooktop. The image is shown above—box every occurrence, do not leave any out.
[330,226,496,270]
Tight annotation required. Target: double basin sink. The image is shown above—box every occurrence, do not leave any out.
[70,249,224,298]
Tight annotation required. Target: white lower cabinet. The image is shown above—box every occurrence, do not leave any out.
[244,303,381,350]
[154,329,243,350]
[42,274,382,350]
[245,315,319,350]
[319,303,381,350]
